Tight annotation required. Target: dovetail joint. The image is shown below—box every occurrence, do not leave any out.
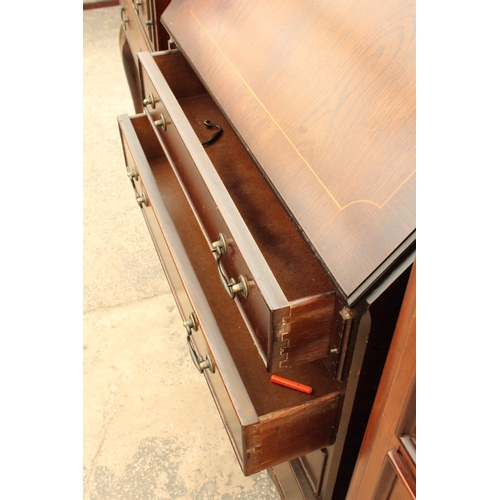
[278,328,290,367]
[248,424,263,469]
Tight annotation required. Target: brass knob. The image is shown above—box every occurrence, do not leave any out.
[183,312,198,336]
[127,166,138,181]
[211,233,231,255]
[154,114,167,131]
[136,192,148,208]
[229,275,254,299]
[198,357,214,372]
[142,92,155,109]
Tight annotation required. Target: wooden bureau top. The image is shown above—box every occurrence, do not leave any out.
[161,0,415,304]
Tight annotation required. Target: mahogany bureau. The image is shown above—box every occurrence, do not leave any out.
[117,1,416,498]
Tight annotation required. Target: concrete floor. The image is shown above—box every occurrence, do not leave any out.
[83,6,281,499]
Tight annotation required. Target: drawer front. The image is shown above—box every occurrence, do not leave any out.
[131,0,156,49]
[300,448,329,496]
[137,50,337,372]
[121,131,189,320]
[118,112,257,468]
[139,58,285,369]
[118,113,341,475]
[120,0,152,58]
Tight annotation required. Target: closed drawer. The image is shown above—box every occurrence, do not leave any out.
[130,0,156,48]
[118,113,341,475]
[120,0,152,57]
[136,49,339,372]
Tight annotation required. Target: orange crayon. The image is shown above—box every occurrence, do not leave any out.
[270,374,313,394]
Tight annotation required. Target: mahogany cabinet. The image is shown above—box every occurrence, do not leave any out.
[117,0,416,498]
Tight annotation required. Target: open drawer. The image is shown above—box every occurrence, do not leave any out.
[118,113,341,475]
[134,49,338,372]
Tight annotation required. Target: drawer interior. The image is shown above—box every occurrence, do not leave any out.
[129,114,340,417]
[151,51,334,304]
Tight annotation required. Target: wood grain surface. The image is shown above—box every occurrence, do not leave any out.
[118,113,342,475]
[139,51,340,371]
[162,0,416,302]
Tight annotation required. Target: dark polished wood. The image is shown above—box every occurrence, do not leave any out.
[119,0,152,112]
[162,0,415,304]
[119,0,173,112]
[119,25,144,113]
[118,113,342,476]
[137,50,340,372]
[120,0,153,54]
[116,0,416,497]
[119,0,172,52]
[345,263,416,500]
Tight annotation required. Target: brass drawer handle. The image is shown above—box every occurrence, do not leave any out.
[120,7,128,30]
[201,120,223,147]
[187,334,214,374]
[211,233,254,299]
[127,168,148,208]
